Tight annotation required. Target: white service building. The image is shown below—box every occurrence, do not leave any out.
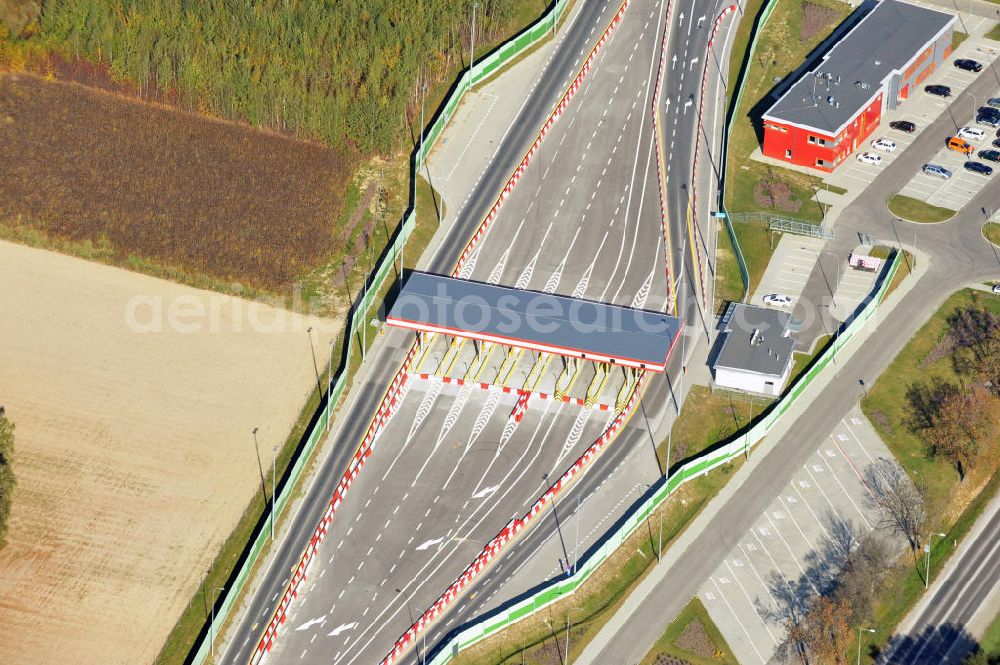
[711,303,796,397]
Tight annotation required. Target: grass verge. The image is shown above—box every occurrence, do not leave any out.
[724,0,852,222]
[734,223,781,300]
[657,385,770,473]
[987,23,1000,41]
[983,221,1000,246]
[640,598,738,665]
[858,288,1000,662]
[887,194,955,223]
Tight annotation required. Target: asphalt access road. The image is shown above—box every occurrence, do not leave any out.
[881,503,1000,665]
[574,56,1000,665]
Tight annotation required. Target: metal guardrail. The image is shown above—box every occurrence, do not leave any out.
[769,217,835,238]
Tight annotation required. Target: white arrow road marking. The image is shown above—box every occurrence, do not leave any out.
[671,54,677,70]
[328,622,358,637]
[296,615,327,631]
[416,537,445,551]
[471,484,500,500]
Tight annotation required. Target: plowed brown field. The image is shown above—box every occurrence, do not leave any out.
[0,72,350,291]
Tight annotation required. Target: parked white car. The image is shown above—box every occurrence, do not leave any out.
[856,152,882,165]
[957,126,986,141]
[871,137,897,152]
[763,294,793,308]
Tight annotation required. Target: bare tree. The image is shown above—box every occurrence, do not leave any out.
[864,458,926,551]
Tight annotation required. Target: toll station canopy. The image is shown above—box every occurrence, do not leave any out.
[386,272,682,372]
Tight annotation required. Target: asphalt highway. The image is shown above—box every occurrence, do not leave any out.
[218,1,696,664]
[216,2,630,663]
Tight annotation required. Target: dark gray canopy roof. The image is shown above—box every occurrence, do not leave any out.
[387,272,682,371]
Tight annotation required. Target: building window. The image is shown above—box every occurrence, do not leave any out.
[816,159,826,166]
[785,149,792,158]
[808,135,817,144]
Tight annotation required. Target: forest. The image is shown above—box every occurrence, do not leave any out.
[1,0,520,154]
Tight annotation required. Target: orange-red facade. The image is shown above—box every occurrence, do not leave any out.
[762,93,884,173]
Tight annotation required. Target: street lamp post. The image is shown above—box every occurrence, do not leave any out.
[924,532,947,588]
[210,585,225,657]
[822,250,841,310]
[271,444,277,541]
[327,337,335,431]
[470,2,478,82]
[857,626,876,665]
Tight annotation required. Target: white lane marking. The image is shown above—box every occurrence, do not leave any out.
[544,226,582,293]
[573,230,609,298]
[328,622,358,637]
[514,222,553,290]
[381,380,442,481]
[471,484,500,500]
[415,537,445,552]
[441,389,501,490]
[410,386,472,487]
[295,615,326,632]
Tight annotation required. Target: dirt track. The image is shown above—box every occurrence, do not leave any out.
[0,240,339,664]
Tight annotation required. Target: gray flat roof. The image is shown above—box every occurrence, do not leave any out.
[714,304,795,377]
[763,0,954,135]
[386,272,682,371]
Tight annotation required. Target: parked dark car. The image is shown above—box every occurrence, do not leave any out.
[978,149,1000,162]
[992,138,1000,149]
[889,120,917,133]
[926,84,952,98]
[977,114,1000,128]
[955,58,983,72]
[964,161,994,175]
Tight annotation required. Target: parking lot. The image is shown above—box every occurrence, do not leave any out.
[750,235,826,310]
[828,25,1000,212]
[829,250,881,321]
[697,407,905,664]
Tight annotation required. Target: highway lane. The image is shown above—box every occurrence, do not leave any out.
[880,487,1000,663]
[271,381,613,665]
[457,0,670,313]
[217,2,633,664]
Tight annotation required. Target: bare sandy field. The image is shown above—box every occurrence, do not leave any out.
[0,240,339,664]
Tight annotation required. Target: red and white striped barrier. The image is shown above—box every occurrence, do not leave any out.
[689,5,738,310]
[249,343,420,665]
[414,373,613,412]
[379,371,648,665]
[650,0,676,313]
[453,0,631,278]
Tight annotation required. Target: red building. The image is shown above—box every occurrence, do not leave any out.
[761,0,955,173]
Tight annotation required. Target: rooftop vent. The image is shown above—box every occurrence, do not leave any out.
[750,329,763,347]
